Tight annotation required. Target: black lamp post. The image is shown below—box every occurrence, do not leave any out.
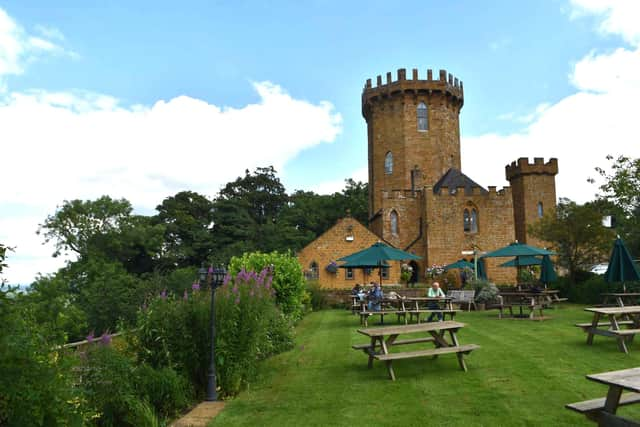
[198,265,227,401]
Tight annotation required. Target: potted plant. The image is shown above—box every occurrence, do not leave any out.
[325,261,339,274]
[474,281,499,310]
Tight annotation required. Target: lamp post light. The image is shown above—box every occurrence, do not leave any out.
[198,264,227,401]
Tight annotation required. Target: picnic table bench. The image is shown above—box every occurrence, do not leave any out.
[353,321,480,381]
[499,292,553,320]
[578,306,640,354]
[602,292,640,308]
[567,367,640,425]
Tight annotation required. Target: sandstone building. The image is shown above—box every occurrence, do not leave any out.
[298,68,558,288]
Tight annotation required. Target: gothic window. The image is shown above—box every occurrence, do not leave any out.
[384,151,393,174]
[464,207,479,233]
[346,268,354,280]
[309,261,319,280]
[537,202,544,218]
[390,210,399,236]
[417,102,428,131]
[463,209,471,232]
[470,209,478,233]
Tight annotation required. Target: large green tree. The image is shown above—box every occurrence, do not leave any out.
[154,191,216,268]
[593,155,640,256]
[528,198,615,282]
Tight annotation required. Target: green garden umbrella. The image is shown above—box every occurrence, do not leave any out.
[604,237,640,292]
[538,255,557,287]
[444,259,475,271]
[482,242,555,259]
[338,242,421,285]
[500,256,542,268]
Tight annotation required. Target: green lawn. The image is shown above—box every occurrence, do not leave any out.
[210,306,640,426]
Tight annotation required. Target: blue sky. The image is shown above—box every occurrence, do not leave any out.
[1,0,639,284]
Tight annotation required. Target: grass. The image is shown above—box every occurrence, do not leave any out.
[210,305,640,426]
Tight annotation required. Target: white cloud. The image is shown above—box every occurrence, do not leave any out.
[0,82,342,284]
[463,1,640,205]
[0,8,76,82]
[570,0,640,46]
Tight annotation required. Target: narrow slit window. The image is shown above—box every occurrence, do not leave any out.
[390,210,399,236]
[417,102,428,131]
[537,202,544,218]
[384,151,393,174]
[463,209,471,232]
[470,209,478,233]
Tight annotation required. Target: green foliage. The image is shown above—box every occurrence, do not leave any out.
[0,284,89,426]
[528,198,615,282]
[551,275,640,304]
[129,269,293,398]
[229,251,306,321]
[594,154,640,256]
[154,191,216,268]
[21,274,88,342]
[133,364,193,420]
[305,280,328,311]
[65,258,154,334]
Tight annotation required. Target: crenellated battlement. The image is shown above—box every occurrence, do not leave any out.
[505,157,558,181]
[362,68,464,116]
[381,189,422,200]
[431,185,511,198]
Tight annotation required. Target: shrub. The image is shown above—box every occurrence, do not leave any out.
[0,284,90,426]
[134,364,193,420]
[129,268,293,398]
[471,280,499,303]
[229,251,306,321]
[306,280,328,311]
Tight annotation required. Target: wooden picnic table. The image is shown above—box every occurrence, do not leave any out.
[353,321,479,381]
[499,291,554,320]
[578,306,640,354]
[567,367,640,425]
[601,292,640,307]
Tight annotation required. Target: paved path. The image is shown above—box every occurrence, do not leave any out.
[171,401,225,427]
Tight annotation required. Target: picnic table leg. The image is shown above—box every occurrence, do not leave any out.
[367,337,378,369]
[610,315,630,354]
[586,312,601,345]
[381,335,396,381]
[449,330,467,372]
[602,384,623,416]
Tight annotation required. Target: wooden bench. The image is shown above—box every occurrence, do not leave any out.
[486,296,513,319]
[611,329,640,336]
[575,320,634,330]
[404,309,459,323]
[374,343,479,363]
[448,290,476,311]
[352,337,435,351]
[566,392,640,423]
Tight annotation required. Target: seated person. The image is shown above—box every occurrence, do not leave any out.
[367,282,383,311]
[351,283,362,296]
[427,281,445,322]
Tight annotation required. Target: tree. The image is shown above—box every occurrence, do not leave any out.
[593,155,640,256]
[528,198,615,283]
[154,191,216,268]
[335,179,369,225]
[38,196,165,274]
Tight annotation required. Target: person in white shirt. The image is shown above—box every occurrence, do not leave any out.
[427,281,445,321]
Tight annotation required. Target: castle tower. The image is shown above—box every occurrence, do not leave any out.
[506,157,558,246]
[362,68,464,225]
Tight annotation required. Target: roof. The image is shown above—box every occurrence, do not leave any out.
[433,168,488,195]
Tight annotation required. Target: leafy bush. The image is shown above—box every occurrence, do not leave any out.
[471,280,499,303]
[551,274,640,304]
[130,268,293,398]
[229,251,306,321]
[134,364,193,420]
[305,280,328,311]
[0,284,90,426]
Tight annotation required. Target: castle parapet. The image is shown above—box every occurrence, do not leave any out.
[363,67,464,116]
[381,189,421,200]
[505,157,558,181]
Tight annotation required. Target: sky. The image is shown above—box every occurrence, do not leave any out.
[1,0,639,285]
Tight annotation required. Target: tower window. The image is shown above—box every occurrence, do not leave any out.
[471,209,478,233]
[384,151,393,174]
[390,210,399,236]
[417,102,428,131]
[463,209,471,232]
[537,202,544,218]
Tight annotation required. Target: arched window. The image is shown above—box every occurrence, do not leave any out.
[384,151,393,174]
[390,210,399,236]
[463,209,471,232]
[470,209,478,233]
[537,202,544,218]
[417,102,428,131]
[309,261,319,280]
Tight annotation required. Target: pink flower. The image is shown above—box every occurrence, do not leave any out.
[100,332,112,346]
[160,289,167,299]
[234,297,240,305]
[192,282,200,291]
